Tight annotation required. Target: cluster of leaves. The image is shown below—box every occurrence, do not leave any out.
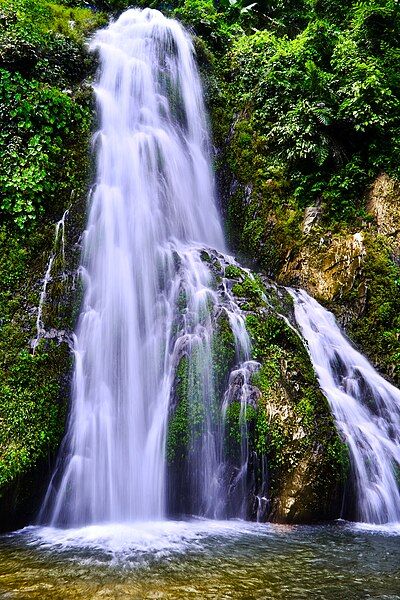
[0,0,101,229]
[0,69,91,227]
[226,0,400,221]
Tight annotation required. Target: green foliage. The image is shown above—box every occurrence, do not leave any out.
[246,311,301,361]
[224,263,243,279]
[224,0,400,226]
[0,69,91,227]
[0,0,97,230]
[0,344,70,487]
[231,274,265,311]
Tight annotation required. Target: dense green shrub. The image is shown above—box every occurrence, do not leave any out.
[0,0,100,229]
[0,69,91,227]
[0,0,95,500]
[225,0,400,221]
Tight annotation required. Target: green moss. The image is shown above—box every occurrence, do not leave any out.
[47,3,106,42]
[246,311,301,361]
[200,249,211,263]
[214,111,303,277]
[232,275,264,306]
[224,264,243,279]
[167,356,190,464]
[211,310,236,394]
[167,309,241,465]
[243,298,349,511]
[0,343,70,488]
[224,401,257,445]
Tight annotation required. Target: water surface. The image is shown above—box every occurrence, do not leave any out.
[1,520,399,599]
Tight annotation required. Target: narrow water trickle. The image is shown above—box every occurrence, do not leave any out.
[290,289,400,524]
[32,209,69,354]
[40,8,255,526]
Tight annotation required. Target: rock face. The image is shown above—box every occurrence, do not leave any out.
[367,173,400,251]
[274,174,400,381]
[280,232,366,303]
[166,252,348,523]
[302,204,322,235]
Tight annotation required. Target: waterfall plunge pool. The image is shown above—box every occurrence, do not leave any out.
[1,520,399,599]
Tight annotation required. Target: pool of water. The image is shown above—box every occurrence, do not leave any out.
[0,520,399,599]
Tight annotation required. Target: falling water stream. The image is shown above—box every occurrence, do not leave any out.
[291,289,400,524]
[40,8,254,526]
[36,4,400,531]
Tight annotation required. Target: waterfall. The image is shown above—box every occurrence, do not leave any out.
[291,289,400,524]
[40,8,254,526]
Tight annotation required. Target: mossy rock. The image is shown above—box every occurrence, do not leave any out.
[166,252,348,523]
[245,294,349,523]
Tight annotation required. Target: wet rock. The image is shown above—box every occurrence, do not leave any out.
[280,232,366,304]
[302,204,322,235]
[367,173,400,252]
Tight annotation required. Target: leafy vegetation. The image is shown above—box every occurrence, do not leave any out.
[0,69,91,227]
[0,0,95,521]
[223,0,399,220]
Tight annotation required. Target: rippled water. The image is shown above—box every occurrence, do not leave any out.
[0,521,399,599]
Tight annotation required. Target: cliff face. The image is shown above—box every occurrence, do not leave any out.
[0,0,398,530]
[0,0,103,530]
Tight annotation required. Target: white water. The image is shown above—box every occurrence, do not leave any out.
[32,209,69,353]
[37,6,400,531]
[291,289,400,524]
[40,9,254,526]
[222,360,261,518]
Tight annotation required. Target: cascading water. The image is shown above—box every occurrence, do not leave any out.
[40,8,255,526]
[291,289,400,524]
[41,6,400,530]
[32,209,69,353]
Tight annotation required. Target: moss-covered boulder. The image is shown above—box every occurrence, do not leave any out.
[166,251,348,523]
